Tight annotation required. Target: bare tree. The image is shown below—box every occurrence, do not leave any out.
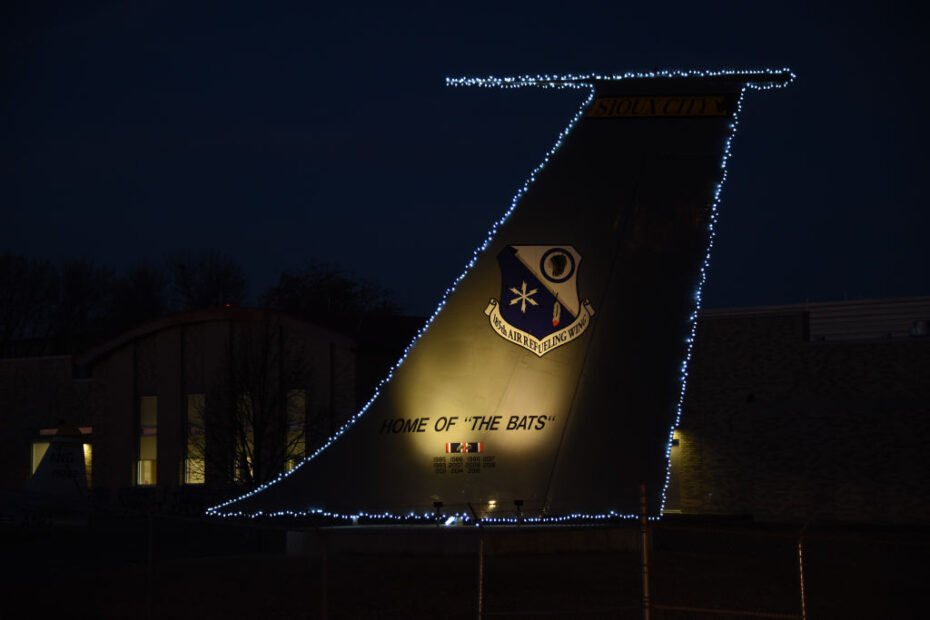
[166,250,247,311]
[186,314,311,489]
[47,258,115,355]
[0,254,58,356]
[1,252,247,357]
[109,261,168,333]
[261,261,399,334]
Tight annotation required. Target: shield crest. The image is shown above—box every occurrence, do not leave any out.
[484,245,595,356]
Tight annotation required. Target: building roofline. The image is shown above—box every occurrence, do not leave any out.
[699,296,930,319]
[75,307,353,367]
[0,354,73,364]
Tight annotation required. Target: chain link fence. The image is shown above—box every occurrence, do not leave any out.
[3,515,928,618]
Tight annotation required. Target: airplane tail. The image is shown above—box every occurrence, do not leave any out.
[208,69,794,523]
[27,422,88,496]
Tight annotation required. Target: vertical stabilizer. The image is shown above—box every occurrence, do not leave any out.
[28,422,88,496]
[209,69,794,522]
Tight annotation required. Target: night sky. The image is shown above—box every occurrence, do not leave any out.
[3,1,927,315]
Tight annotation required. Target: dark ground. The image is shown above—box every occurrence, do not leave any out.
[1,515,926,619]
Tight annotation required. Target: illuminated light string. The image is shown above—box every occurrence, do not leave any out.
[207,68,795,523]
[657,73,795,517]
[207,507,642,525]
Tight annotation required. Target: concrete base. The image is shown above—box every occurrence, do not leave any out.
[286,523,644,557]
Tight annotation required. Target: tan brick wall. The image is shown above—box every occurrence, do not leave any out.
[678,312,930,524]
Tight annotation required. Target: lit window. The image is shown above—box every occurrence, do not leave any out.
[235,450,254,483]
[137,396,157,485]
[32,442,49,474]
[286,389,306,472]
[234,394,254,484]
[83,443,93,488]
[184,394,205,484]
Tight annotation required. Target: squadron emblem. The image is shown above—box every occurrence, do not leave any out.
[484,245,595,357]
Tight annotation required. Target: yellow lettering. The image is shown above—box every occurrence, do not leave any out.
[587,95,730,118]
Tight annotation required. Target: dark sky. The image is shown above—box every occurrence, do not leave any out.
[3,1,927,315]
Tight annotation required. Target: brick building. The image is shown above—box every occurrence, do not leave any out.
[2,298,928,524]
[667,297,930,525]
[0,354,98,488]
[0,308,356,500]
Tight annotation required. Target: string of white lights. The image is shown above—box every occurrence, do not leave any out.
[207,68,795,524]
[445,68,794,90]
[658,70,795,516]
[206,506,643,525]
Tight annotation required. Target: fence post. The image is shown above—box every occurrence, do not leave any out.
[321,530,328,620]
[641,482,651,620]
[798,517,814,620]
[477,531,485,620]
[146,508,154,620]
[797,535,807,620]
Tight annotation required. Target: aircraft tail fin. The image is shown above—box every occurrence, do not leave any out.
[28,422,89,497]
[208,69,794,523]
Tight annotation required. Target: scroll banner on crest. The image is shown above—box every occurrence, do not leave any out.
[485,298,595,357]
